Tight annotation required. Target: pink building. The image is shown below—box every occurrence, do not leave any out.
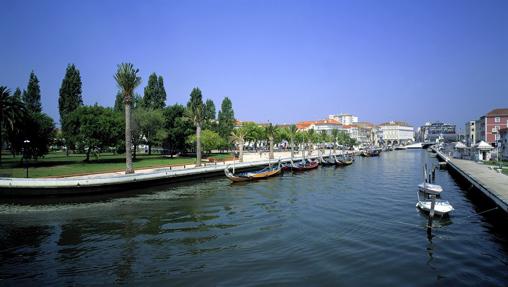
[475,108,508,145]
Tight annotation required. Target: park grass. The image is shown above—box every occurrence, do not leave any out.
[0,151,233,178]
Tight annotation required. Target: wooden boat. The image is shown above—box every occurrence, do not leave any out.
[319,155,336,166]
[360,149,381,157]
[336,156,354,166]
[283,159,319,171]
[225,162,281,182]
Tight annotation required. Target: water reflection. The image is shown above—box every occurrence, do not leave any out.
[0,151,507,285]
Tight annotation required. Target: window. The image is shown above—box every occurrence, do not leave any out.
[495,117,500,122]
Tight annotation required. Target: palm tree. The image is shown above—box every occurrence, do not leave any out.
[331,129,339,154]
[187,88,205,167]
[230,127,247,162]
[0,87,26,165]
[289,124,297,159]
[114,63,142,174]
[265,123,277,160]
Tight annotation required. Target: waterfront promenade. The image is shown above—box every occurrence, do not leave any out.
[0,150,350,196]
[436,150,508,213]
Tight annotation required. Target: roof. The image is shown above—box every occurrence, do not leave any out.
[475,141,494,150]
[296,119,340,129]
[378,121,412,127]
[486,108,508,117]
[455,142,467,149]
[356,122,375,128]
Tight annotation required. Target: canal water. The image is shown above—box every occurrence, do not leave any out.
[0,150,507,286]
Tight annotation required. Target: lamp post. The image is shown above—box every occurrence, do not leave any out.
[23,139,30,178]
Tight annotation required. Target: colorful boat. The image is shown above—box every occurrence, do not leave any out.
[225,162,282,182]
[290,159,319,171]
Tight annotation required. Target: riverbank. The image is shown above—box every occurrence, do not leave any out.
[0,150,349,196]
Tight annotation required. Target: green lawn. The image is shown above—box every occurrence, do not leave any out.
[0,151,233,178]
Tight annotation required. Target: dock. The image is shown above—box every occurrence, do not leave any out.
[435,149,508,213]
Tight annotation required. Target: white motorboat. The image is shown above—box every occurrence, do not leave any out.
[406,142,423,149]
[418,182,443,195]
[416,197,454,216]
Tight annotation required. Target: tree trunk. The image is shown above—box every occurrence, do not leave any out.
[239,141,244,162]
[290,137,294,159]
[269,137,274,159]
[125,103,134,174]
[148,144,152,155]
[0,116,3,166]
[85,147,92,162]
[195,124,202,167]
[133,144,137,160]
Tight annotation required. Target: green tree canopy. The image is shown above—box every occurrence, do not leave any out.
[163,104,194,156]
[187,129,224,155]
[142,73,166,109]
[0,86,27,163]
[23,71,42,113]
[66,105,123,161]
[134,108,167,155]
[217,97,235,139]
[58,64,83,123]
[187,87,205,166]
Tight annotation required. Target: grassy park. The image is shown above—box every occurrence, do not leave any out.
[0,152,233,178]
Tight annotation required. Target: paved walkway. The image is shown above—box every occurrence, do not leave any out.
[441,152,508,213]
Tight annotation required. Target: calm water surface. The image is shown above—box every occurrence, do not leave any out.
[1,151,507,286]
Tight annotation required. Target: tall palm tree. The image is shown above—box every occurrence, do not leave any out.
[230,127,247,162]
[187,88,205,167]
[114,63,142,174]
[331,129,339,154]
[289,124,297,159]
[265,123,277,160]
[0,87,27,165]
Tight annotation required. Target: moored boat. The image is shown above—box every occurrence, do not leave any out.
[225,162,282,182]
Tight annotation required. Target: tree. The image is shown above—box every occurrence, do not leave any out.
[0,87,27,164]
[142,73,166,109]
[134,108,166,155]
[22,112,56,159]
[230,127,247,162]
[23,71,42,113]
[114,63,142,174]
[217,97,235,139]
[187,87,205,167]
[12,88,22,100]
[187,129,223,155]
[59,64,83,155]
[289,125,298,159]
[66,105,123,161]
[163,104,193,157]
[58,64,83,122]
[331,129,339,154]
[265,123,277,159]
[203,99,217,131]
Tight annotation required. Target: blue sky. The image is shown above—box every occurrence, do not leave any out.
[1,0,507,131]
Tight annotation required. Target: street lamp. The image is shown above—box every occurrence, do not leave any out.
[23,139,30,178]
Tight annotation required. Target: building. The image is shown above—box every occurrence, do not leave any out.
[465,121,476,147]
[500,128,508,160]
[377,121,414,145]
[419,122,457,143]
[328,113,358,125]
[471,108,508,146]
[296,119,341,134]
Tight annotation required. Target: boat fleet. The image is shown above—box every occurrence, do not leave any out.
[224,151,356,182]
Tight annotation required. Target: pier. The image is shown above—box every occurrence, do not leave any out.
[435,149,508,213]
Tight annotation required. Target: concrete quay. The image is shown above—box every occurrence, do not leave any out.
[435,149,508,213]
[0,151,352,197]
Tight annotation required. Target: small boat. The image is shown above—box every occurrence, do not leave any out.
[360,148,381,157]
[394,145,407,150]
[416,198,454,216]
[319,155,336,166]
[406,142,423,149]
[225,162,281,182]
[418,182,443,195]
[284,159,319,171]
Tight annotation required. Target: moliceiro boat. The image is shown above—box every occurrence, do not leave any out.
[360,148,381,157]
[282,159,319,171]
[225,161,282,182]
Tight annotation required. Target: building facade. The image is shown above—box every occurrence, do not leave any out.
[419,122,457,143]
[471,108,508,146]
[377,121,414,145]
[500,128,508,160]
[328,113,358,125]
[465,121,476,147]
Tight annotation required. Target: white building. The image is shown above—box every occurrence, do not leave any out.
[465,120,476,147]
[377,121,414,145]
[328,113,358,125]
